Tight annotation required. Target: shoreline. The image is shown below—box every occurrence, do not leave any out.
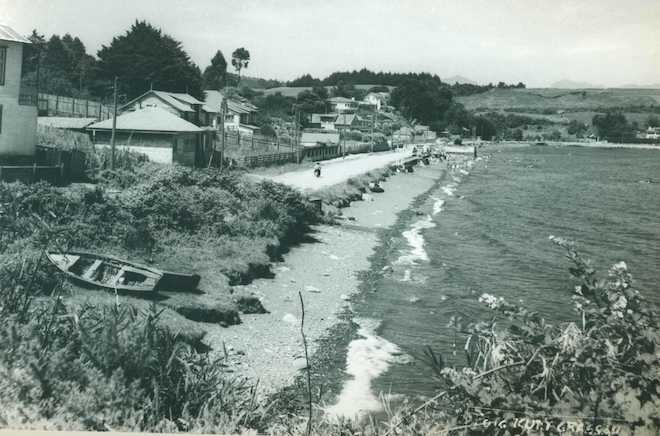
[202,162,449,399]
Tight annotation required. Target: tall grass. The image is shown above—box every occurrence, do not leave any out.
[0,268,270,432]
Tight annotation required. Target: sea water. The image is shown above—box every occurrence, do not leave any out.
[334,144,660,409]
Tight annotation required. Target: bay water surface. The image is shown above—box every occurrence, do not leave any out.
[332,144,660,411]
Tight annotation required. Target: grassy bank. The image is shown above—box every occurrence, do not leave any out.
[0,161,323,432]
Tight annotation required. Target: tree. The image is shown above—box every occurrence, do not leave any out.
[202,50,227,90]
[512,128,523,141]
[20,30,46,95]
[592,112,635,142]
[331,81,364,99]
[368,85,390,93]
[288,74,322,87]
[96,21,204,100]
[567,119,588,137]
[444,102,472,131]
[296,88,327,126]
[473,116,497,140]
[391,79,453,127]
[231,47,250,86]
[646,115,659,128]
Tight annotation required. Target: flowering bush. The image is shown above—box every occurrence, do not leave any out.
[426,237,659,435]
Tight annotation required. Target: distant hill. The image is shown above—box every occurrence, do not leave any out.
[229,73,282,89]
[619,83,660,89]
[550,79,603,89]
[443,75,477,85]
[456,87,660,111]
[262,84,395,98]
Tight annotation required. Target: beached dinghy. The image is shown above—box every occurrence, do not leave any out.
[47,251,200,293]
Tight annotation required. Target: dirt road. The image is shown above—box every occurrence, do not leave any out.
[264,150,410,192]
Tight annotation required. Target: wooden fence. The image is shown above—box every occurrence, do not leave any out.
[242,152,297,167]
[222,130,295,151]
[38,93,112,119]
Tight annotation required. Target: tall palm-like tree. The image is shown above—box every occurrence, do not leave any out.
[231,47,250,86]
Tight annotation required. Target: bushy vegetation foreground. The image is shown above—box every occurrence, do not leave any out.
[0,170,657,436]
[0,164,321,431]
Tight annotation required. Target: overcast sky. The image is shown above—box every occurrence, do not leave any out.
[2,0,659,87]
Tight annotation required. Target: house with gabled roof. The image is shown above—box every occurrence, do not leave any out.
[87,106,214,166]
[204,90,259,136]
[309,113,338,130]
[328,96,358,114]
[334,113,363,130]
[0,24,37,158]
[121,90,216,127]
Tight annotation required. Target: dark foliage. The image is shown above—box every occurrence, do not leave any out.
[21,30,97,98]
[202,50,228,90]
[288,74,323,87]
[390,78,453,126]
[95,21,204,100]
[592,112,636,142]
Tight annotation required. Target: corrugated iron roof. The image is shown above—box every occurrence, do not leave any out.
[204,90,258,114]
[0,24,31,44]
[38,117,97,129]
[87,106,202,133]
[151,91,195,112]
[204,90,224,108]
[166,92,204,105]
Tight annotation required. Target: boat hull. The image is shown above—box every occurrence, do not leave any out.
[47,251,200,294]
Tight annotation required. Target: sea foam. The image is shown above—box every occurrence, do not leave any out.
[442,184,456,196]
[395,215,436,265]
[432,197,445,216]
[324,318,401,419]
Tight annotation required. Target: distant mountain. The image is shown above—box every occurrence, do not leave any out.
[443,75,477,85]
[550,79,603,89]
[618,83,660,89]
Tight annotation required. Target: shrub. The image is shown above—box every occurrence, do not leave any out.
[423,237,659,435]
[0,288,269,433]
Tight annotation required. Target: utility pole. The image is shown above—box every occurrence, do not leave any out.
[296,109,302,163]
[110,76,118,171]
[220,99,227,171]
[370,113,375,153]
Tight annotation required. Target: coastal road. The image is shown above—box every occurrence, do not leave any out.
[263,149,410,192]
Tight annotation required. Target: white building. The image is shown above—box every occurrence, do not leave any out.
[0,24,37,157]
[122,90,216,127]
[204,90,259,136]
[362,92,389,111]
[328,96,358,114]
[645,126,660,140]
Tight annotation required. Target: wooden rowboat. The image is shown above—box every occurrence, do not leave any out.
[47,251,200,293]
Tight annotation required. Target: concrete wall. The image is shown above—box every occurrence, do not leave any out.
[92,130,203,166]
[0,40,37,157]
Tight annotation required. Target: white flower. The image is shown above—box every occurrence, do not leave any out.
[612,295,627,311]
[478,293,503,309]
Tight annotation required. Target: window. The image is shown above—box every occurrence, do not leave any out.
[0,47,6,86]
[0,105,3,133]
